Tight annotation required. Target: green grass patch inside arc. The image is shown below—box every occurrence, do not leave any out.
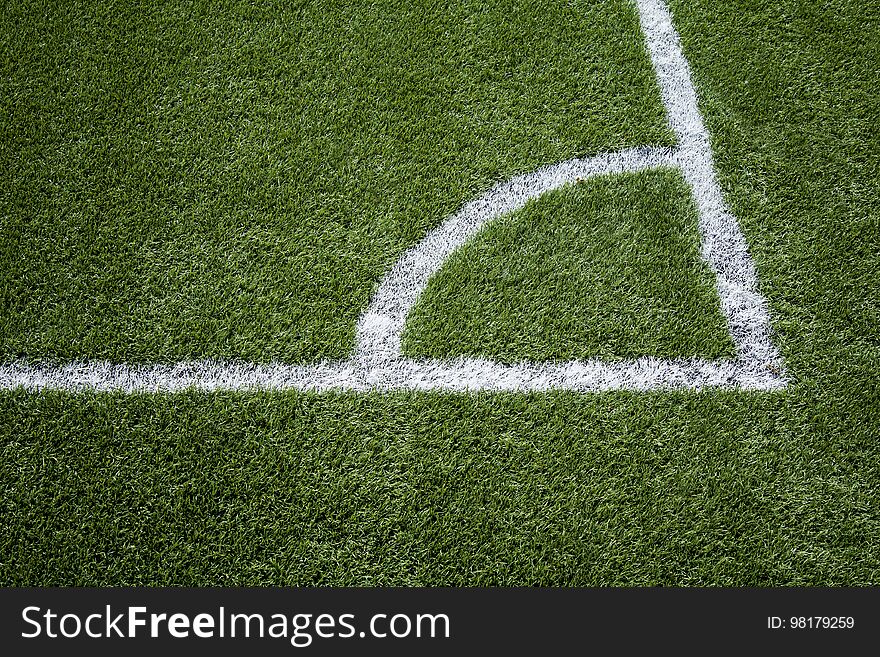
[402,168,737,362]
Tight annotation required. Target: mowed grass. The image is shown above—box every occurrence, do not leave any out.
[403,169,736,362]
[0,0,671,363]
[1,0,880,586]
[1,388,877,585]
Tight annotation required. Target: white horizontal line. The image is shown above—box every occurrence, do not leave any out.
[0,357,785,393]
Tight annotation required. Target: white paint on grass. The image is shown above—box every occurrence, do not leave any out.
[0,355,782,393]
[354,146,677,365]
[0,0,786,393]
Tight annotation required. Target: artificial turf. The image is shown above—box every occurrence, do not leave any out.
[1,0,879,585]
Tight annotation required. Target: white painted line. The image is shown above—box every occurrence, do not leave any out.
[637,0,785,373]
[0,357,785,393]
[354,146,677,365]
[0,0,786,393]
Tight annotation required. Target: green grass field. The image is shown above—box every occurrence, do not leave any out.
[2,0,879,585]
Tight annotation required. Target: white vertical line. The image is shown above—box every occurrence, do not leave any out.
[634,0,786,376]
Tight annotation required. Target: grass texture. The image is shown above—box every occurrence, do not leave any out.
[403,169,736,362]
[0,0,672,363]
[1,0,879,585]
